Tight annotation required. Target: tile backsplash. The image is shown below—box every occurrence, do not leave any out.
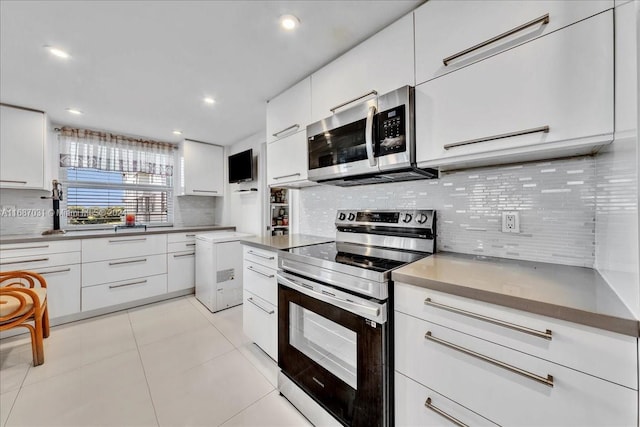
[298,156,596,267]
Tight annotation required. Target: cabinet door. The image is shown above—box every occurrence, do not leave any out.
[266,131,308,186]
[167,250,195,292]
[267,77,311,143]
[33,264,81,319]
[414,0,612,84]
[183,140,224,196]
[310,14,414,123]
[242,290,278,361]
[0,105,45,189]
[415,11,613,170]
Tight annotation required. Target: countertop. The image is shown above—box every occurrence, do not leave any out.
[240,234,333,251]
[0,225,235,244]
[392,252,639,337]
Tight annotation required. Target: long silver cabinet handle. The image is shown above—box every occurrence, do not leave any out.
[273,173,300,180]
[247,250,275,260]
[424,398,468,427]
[173,252,195,258]
[108,238,147,243]
[185,234,196,237]
[247,265,275,278]
[108,258,147,266]
[186,243,196,247]
[109,279,147,289]
[247,297,275,314]
[192,189,218,193]
[35,268,71,275]
[0,180,27,184]
[0,257,49,265]
[425,331,554,387]
[443,13,550,66]
[330,90,378,113]
[2,245,50,251]
[365,105,377,167]
[444,126,550,150]
[425,298,552,340]
[272,124,300,138]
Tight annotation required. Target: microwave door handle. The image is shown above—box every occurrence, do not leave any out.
[365,105,377,167]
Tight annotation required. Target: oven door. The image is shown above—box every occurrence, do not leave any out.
[277,271,389,427]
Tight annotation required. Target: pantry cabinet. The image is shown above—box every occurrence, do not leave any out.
[414,0,612,84]
[0,104,46,190]
[310,13,414,123]
[266,77,311,144]
[415,11,614,170]
[181,139,224,196]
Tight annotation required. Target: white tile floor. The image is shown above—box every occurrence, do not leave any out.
[0,296,313,427]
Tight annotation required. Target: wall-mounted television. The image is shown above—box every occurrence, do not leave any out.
[228,149,254,183]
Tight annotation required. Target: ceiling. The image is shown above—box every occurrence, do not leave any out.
[0,0,423,145]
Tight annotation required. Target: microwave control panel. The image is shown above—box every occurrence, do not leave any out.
[377,105,406,156]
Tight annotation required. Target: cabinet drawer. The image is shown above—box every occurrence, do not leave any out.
[395,283,637,389]
[167,250,195,293]
[167,232,198,244]
[243,246,278,270]
[395,371,498,427]
[415,11,613,170]
[168,241,196,253]
[82,253,167,287]
[243,260,277,306]
[242,290,277,361]
[415,0,612,84]
[0,251,81,270]
[33,263,81,319]
[0,240,81,259]
[82,274,167,312]
[395,311,637,426]
[82,234,167,262]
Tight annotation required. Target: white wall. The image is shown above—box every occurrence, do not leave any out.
[216,131,266,236]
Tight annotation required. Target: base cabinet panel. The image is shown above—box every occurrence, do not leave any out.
[243,290,277,361]
[167,250,195,292]
[34,264,81,319]
[82,274,167,312]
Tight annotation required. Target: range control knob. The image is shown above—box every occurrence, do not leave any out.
[348,213,356,221]
[338,212,346,221]
[416,213,428,224]
[402,213,413,223]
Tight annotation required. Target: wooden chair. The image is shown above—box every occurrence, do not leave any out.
[0,271,50,366]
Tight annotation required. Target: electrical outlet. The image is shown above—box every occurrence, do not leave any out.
[502,211,520,233]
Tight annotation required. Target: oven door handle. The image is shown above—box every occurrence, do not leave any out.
[277,272,382,322]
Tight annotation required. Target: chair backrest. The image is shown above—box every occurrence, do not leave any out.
[0,271,47,327]
[0,271,47,289]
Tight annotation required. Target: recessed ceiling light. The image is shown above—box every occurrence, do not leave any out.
[203,97,215,105]
[45,46,70,59]
[172,130,183,135]
[280,14,300,31]
[65,108,83,115]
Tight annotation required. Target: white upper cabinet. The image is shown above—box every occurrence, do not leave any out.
[266,77,311,143]
[415,11,614,170]
[267,130,310,187]
[0,104,46,190]
[310,13,414,123]
[181,139,224,196]
[414,0,613,85]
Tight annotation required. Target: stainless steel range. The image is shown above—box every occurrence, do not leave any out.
[277,209,436,427]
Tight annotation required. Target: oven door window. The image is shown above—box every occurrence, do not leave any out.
[289,302,357,389]
[308,118,368,170]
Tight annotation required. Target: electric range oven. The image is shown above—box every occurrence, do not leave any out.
[277,209,436,427]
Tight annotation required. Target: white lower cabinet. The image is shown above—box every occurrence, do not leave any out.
[33,264,81,319]
[167,233,196,293]
[82,253,166,287]
[243,290,278,361]
[82,274,167,312]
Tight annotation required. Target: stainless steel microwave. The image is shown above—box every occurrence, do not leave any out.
[307,86,437,186]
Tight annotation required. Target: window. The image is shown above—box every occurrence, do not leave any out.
[58,128,175,227]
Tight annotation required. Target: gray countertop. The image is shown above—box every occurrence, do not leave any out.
[240,234,333,251]
[392,252,639,336]
[0,225,235,244]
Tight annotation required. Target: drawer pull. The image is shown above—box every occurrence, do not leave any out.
[192,189,218,193]
[444,126,550,150]
[185,234,196,237]
[425,398,468,427]
[35,268,71,275]
[109,279,147,289]
[2,245,50,251]
[424,298,552,340]
[108,258,147,266]
[0,257,49,265]
[273,173,301,180]
[330,90,378,113]
[186,243,196,247]
[272,124,300,138]
[108,237,147,243]
[247,265,275,278]
[173,252,195,258]
[443,13,550,66]
[247,250,275,260]
[0,180,27,184]
[246,297,275,314]
[425,331,554,387]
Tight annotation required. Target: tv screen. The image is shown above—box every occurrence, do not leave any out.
[228,149,254,183]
